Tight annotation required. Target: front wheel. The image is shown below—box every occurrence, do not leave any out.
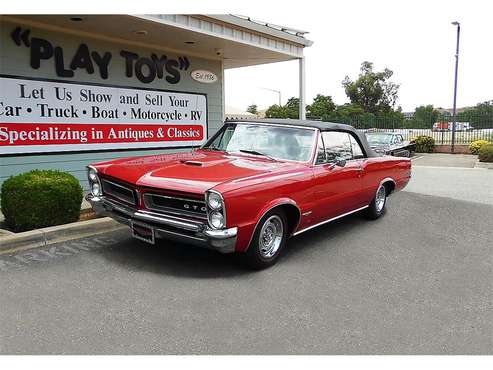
[242,209,288,270]
[365,184,387,219]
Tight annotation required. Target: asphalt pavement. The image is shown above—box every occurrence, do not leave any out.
[0,191,492,354]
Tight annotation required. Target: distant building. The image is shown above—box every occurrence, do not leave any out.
[256,109,268,118]
[435,107,471,116]
[404,106,472,119]
[225,106,257,120]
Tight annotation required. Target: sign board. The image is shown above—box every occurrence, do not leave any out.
[191,70,218,84]
[0,76,207,154]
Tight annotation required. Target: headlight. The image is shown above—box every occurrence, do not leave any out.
[87,166,102,196]
[91,181,101,196]
[88,168,98,182]
[207,192,223,210]
[210,211,225,229]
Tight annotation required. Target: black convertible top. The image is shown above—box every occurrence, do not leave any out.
[225,119,378,158]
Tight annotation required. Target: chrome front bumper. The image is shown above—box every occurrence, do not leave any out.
[86,194,237,253]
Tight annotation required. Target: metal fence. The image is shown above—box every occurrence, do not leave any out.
[312,114,493,145]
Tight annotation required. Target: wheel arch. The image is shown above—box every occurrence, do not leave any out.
[245,198,301,252]
[379,177,396,195]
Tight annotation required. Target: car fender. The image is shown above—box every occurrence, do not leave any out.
[239,197,301,253]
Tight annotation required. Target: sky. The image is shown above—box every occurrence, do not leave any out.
[3,0,491,114]
[224,0,493,113]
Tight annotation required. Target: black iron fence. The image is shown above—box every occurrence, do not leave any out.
[310,114,493,145]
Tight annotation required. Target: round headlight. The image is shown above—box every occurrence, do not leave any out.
[88,168,98,182]
[207,192,223,210]
[210,211,225,229]
[92,182,101,196]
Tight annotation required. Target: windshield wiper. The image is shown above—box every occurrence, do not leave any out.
[202,146,228,153]
[238,149,276,161]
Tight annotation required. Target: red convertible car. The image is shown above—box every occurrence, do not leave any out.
[87,119,411,269]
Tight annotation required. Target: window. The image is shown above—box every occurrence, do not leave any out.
[349,135,365,159]
[315,135,326,164]
[321,132,353,161]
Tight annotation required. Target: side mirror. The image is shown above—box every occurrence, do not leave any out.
[335,157,346,167]
[325,157,346,169]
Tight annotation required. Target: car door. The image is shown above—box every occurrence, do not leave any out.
[310,131,364,224]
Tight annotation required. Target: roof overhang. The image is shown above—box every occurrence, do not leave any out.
[0,14,312,69]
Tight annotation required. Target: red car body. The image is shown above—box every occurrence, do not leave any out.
[86,120,411,266]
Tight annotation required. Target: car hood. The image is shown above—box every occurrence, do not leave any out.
[94,150,304,194]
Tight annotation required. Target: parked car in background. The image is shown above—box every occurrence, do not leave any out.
[365,132,416,157]
[87,119,412,269]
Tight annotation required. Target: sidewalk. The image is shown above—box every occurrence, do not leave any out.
[406,154,493,206]
[412,153,478,168]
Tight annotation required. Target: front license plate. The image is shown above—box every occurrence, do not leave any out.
[131,221,155,245]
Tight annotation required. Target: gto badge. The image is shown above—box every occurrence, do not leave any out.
[183,204,207,212]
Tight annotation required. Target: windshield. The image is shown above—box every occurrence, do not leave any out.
[366,133,393,145]
[202,123,316,162]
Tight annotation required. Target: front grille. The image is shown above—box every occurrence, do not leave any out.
[143,193,207,220]
[101,179,136,205]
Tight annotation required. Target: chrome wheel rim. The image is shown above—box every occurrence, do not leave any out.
[259,215,284,258]
[375,185,386,212]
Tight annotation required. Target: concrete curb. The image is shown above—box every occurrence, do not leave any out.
[0,217,125,255]
[474,160,493,169]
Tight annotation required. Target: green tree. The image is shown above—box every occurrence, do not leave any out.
[246,104,258,114]
[307,94,336,118]
[342,61,400,113]
[458,100,493,128]
[265,104,288,118]
[265,97,299,119]
[285,97,300,119]
[408,105,440,128]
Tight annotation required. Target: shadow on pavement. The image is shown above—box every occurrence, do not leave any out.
[97,210,370,278]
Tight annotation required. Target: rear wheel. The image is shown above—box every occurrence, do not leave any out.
[365,184,387,219]
[242,209,288,270]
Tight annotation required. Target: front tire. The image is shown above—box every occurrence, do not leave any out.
[365,184,387,219]
[242,209,288,270]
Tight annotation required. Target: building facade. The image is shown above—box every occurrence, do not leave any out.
[0,15,311,189]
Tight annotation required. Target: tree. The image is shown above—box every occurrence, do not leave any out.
[265,104,288,119]
[458,100,493,128]
[284,97,299,118]
[342,61,400,113]
[246,104,258,114]
[413,105,439,126]
[307,94,336,118]
[264,97,299,119]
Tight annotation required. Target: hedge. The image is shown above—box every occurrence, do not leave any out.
[1,170,83,232]
[469,140,491,155]
[413,135,435,153]
[478,144,493,163]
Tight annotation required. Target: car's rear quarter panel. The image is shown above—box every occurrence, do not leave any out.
[361,156,411,202]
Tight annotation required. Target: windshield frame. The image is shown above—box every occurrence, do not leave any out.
[201,122,318,164]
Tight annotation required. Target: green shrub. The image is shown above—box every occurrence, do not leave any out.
[469,140,491,155]
[1,170,83,232]
[478,144,493,163]
[413,135,435,153]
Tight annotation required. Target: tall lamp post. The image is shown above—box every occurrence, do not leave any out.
[451,21,461,153]
[260,87,282,106]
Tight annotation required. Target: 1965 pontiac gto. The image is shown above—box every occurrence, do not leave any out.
[86,119,411,269]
